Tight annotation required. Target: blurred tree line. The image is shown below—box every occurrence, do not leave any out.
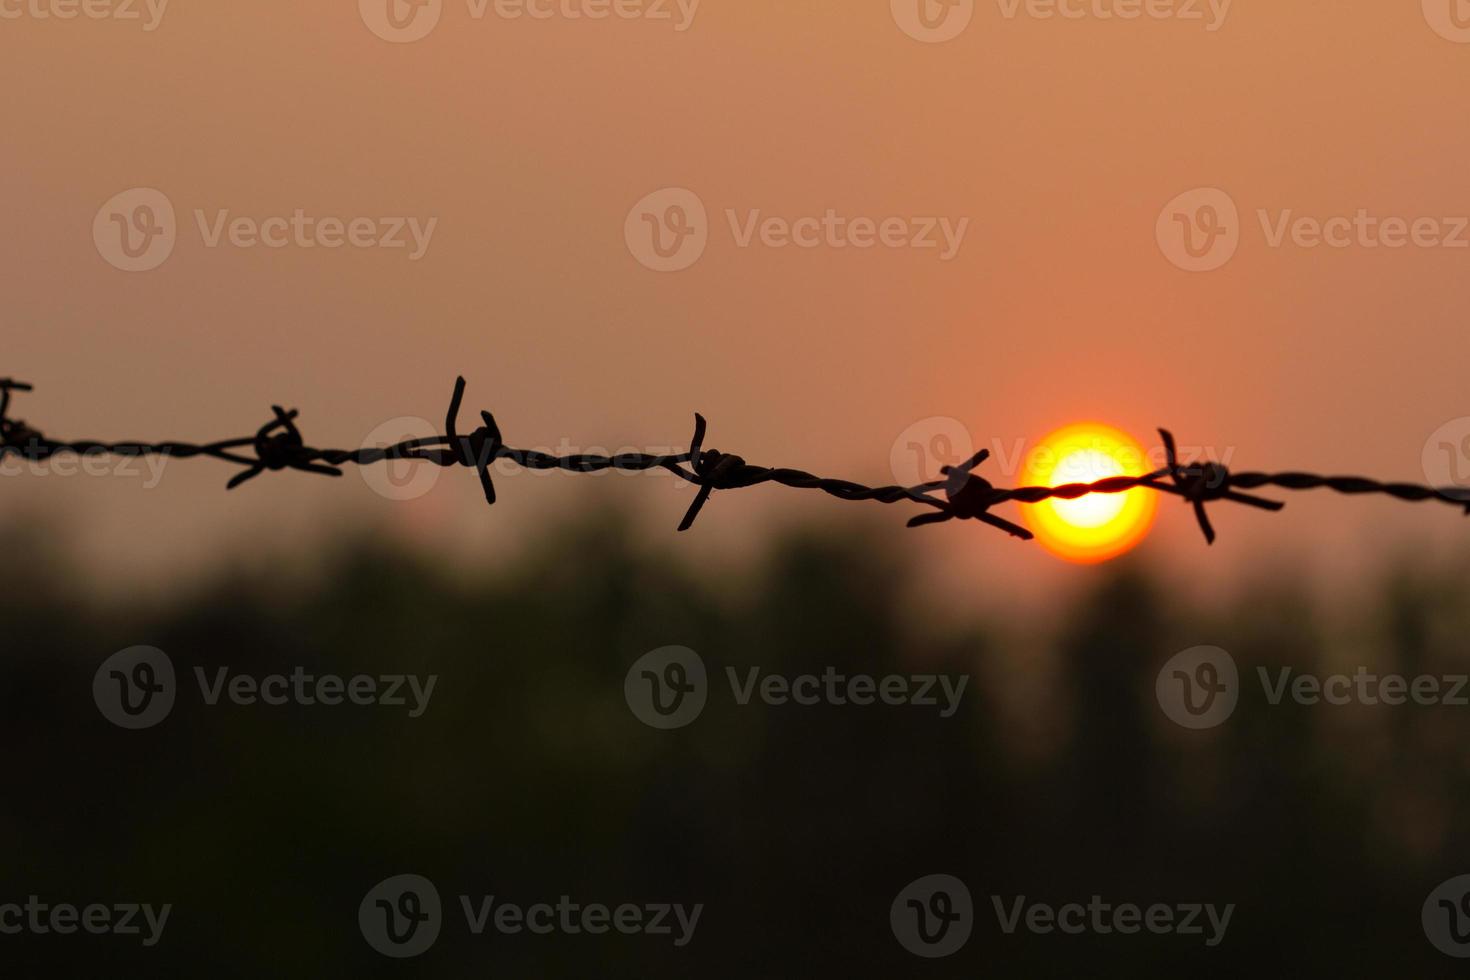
[0,512,1467,977]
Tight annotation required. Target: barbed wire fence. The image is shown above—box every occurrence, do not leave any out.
[2,376,1467,545]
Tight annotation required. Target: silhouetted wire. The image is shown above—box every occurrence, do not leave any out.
[1,376,1466,545]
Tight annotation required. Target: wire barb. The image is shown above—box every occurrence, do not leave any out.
[678,415,772,532]
[406,376,503,504]
[1,376,1466,546]
[1156,428,1285,545]
[0,378,47,460]
[906,449,1034,540]
[226,406,344,490]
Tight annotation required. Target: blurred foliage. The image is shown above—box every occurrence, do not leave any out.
[0,512,1468,977]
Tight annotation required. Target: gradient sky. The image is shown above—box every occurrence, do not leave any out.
[3,1,1470,603]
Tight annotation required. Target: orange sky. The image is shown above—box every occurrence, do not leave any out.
[3,2,1470,602]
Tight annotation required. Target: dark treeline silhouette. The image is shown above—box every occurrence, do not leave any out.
[0,512,1466,977]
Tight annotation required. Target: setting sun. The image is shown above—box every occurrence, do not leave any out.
[1019,423,1158,564]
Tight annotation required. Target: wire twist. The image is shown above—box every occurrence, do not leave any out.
[1,376,1467,545]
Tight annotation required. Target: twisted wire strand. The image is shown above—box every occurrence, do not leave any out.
[1,376,1465,545]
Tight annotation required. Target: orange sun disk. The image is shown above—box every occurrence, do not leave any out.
[1018,422,1159,563]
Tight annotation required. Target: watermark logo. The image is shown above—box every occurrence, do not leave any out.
[1258,667,1470,708]
[624,646,707,730]
[891,0,974,43]
[1161,188,1470,271]
[477,0,699,29]
[993,894,1233,946]
[625,648,970,729]
[0,898,171,946]
[1156,645,1238,730]
[1256,209,1470,251]
[890,416,976,487]
[726,209,969,260]
[94,187,438,272]
[359,416,444,501]
[361,875,701,956]
[727,667,968,716]
[94,188,176,273]
[625,187,708,272]
[360,0,698,40]
[360,874,442,958]
[996,0,1231,30]
[891,874,973,958]
[93,648,437,728]
[192,210,437,259]
[360,0,443,42]
[1156,187,1239,273]
[893,0,1232,39]
[0,447,168,486]
[627,187,969,272]
[1424,0,1470,43]
[1423,417,1470,502]
[1159,646,1470,728]
[0,0,169,30]
[893,876,1233,954]
[1425,875,1470,957]
[93,646,176,730]
[460,894,701,945]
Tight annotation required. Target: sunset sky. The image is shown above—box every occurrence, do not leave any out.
[3,1,1470,602]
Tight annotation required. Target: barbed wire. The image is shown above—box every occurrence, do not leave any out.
[2,376,1466,545]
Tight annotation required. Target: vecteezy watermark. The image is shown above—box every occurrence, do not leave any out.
[1424,875,1470,958]
[624,647,969,730]
[0,447,168,487]
[991,894,1233,947]
[93,187,438,272]
[0,0,169,31]
[1155,646,1238,729]
[891,0,1231,43]
[358,416,446,503]
[625,187,970,273]
[1158,187,1470,272]
[1423,417,1470,503]
[359,0,444,42]
[1155,187,1241,272]
[725,667,968,717]
[0,897,171,947]
[93,188,177,272]
[890,417,977,487]
[891,876,1232,956]
[623,646,708,729]
[360,875,442,959]
[623,188,708,273]
[994,0,1231,30]
[891,0,975,43]
[1256,667,1470,708]
[359,874,702,958]
[891,875,974,958]
[358,0,699,43]
[93,647,438,729]
[1423,0,1470,43]
[92,646,177,730]
[1157,646,1470,731]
